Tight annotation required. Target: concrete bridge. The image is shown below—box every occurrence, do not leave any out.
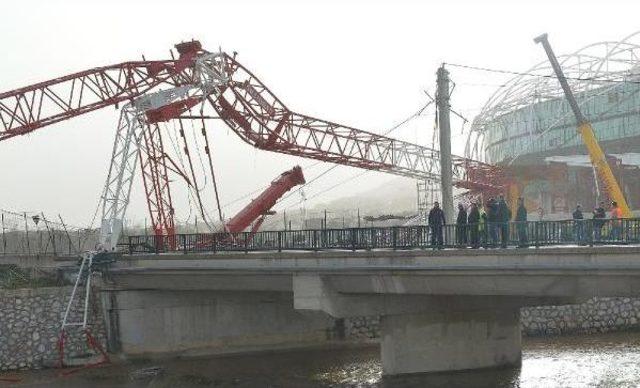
[100,246,640,376]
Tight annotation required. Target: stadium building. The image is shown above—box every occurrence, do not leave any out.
[468,31,640,218]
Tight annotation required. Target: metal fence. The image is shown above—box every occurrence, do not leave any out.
[1,209,99,256]
[125,218,640,254]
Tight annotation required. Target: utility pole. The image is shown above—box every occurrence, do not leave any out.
[436,65,454,224]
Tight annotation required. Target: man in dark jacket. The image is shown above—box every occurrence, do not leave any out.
[515,197,528,247]
[573,204,584,244]
[593,201,606,241]
[468,201,480,249]
[456,203,468,247]
[428,201,446,249]
[486,198,497,247]
[496,195,511,248]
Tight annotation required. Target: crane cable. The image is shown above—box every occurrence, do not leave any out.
[165,119,198,224]
[198,100,225,226]
[177,118,214,231]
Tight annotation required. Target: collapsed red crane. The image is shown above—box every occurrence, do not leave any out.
[0,40,505,246]
[204,52,504,190]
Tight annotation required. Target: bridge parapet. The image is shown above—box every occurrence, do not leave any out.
[124,218,640,255]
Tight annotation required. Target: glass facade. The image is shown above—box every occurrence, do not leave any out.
[484,82,640,164]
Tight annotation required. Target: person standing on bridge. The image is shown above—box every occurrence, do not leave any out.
[610,201,623,241]
[456,203,468,247]
[496,195,511,248]
[468,201,480,249]
[479,201,487,248]
[573,204,585,244]
[428,201,446,250]
[593,201,606,241]
[486,198,498,247]
[515,197,528,248]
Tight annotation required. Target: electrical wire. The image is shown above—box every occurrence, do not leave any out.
[280,169,372,211]
[273,99,433,211]
[444,62,640,85]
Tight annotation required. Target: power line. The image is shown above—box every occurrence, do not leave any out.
[272,99,433,210]
[280,169,371,211]
[218,158,327,210]
[445,62,640,85]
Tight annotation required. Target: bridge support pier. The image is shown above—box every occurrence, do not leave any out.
[293,275,530,376]
[380,309,521,375]
[101,289,337,358]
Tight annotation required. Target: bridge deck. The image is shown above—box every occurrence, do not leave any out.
[106,246,640,298]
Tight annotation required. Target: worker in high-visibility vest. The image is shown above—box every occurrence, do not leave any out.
[479,202,487,247]
[610,201,623,241]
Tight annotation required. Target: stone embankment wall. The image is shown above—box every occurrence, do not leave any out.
[521,297,640,336]
[345,297,640,341]
[2,288,640,371]
[0,286,106,371]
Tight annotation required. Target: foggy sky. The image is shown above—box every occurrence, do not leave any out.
[1,0,638,227]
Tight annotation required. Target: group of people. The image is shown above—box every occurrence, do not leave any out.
[427,195,626,249]
[427,194,522,249]
[572,200,625,242]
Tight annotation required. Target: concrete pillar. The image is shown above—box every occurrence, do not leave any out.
[108,290,337,357]
[436,65,454,225]
[380,309,521,375]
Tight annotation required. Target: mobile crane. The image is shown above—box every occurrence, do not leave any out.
[535,33,632,217]
[225,166,305,234]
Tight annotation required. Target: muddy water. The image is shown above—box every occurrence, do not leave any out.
[4,331,640,387]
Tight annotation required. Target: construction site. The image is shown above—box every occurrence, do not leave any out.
[3,1,640,385]
[2,31,640,253]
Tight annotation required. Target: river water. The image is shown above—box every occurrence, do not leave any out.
[5,331,640,387]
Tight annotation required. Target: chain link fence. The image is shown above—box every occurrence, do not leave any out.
[1,209,99,256]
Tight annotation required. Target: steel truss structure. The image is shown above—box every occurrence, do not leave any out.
[203,53,495,185]
[468,30,640,164]
[0,59,196,141]
[1,40,500,252]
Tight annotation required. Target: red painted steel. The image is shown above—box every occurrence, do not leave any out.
[205,53,504,192]
[138,123,176,249]
[225,166,305,233]
[0,40,204,243]
[0,41,204,142]
[0,63,192,142]
[0,40,506,244]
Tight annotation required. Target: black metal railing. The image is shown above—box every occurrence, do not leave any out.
[125,218,640,254]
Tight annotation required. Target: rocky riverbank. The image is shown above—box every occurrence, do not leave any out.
[345,297,640,341]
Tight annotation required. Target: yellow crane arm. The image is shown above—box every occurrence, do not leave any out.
[578,123,632,217]
[535,33,632,217]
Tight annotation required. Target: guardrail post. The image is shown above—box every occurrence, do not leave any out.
[312,230,317,251]
[278,231,282,252]
[351,228,356,251]
[322,229,327,249]
[392,227,397,250]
